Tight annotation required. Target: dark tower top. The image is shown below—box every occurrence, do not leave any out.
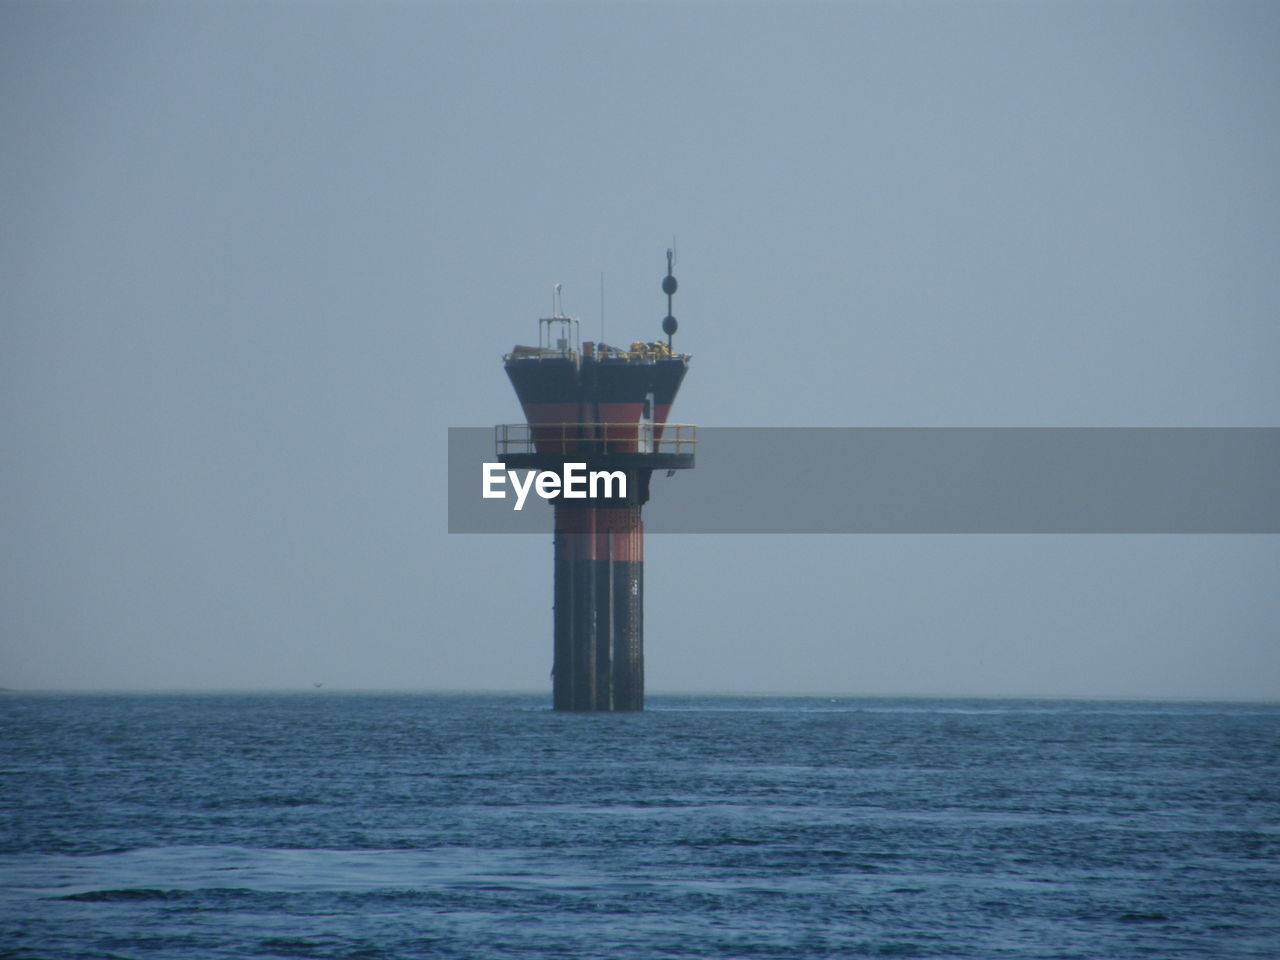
[505,339,689,443]
[504,280,690,472]
[505,255,690,466]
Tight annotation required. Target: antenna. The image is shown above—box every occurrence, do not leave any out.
[600,272,605,343]
[661,248,678,350]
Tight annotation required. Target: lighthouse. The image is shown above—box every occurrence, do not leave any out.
[497,252,694,711]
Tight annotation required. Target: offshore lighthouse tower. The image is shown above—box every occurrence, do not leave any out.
[498,253,694,711]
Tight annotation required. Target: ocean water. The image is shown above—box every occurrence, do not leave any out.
[1,694,1277,959]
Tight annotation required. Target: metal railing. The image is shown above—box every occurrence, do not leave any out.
[495,422,697,458]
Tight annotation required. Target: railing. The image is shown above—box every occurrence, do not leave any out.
[495,423,697,458]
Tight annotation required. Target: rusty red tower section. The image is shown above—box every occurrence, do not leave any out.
[499,254,693,711]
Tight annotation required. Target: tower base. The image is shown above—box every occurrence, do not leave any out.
[552,505,643,711]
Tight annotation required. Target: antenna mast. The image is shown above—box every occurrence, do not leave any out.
[661,249,678,350]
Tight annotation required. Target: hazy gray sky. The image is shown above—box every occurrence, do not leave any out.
[3,1,1277,698]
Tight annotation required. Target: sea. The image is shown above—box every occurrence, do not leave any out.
[1,693,1277,959]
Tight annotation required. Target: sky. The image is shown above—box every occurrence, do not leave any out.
[2,0,1277,699]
